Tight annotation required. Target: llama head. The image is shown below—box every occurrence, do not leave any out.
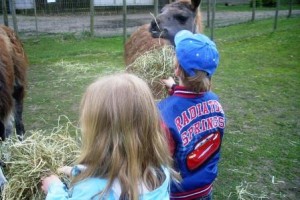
[149,0,202,45]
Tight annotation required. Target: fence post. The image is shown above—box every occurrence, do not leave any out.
[34,0,39,38]
[90,0,94,37]
[10,0,18,36]
[207,0,210,28]
[210,0,216,40]
[154,0,158,16]
[273,0,280,31]
[123,0,127,45]
[2,0,9,26]
[251,0,256,21]
[288,0,292,18]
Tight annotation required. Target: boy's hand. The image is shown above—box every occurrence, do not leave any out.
[161,77,176,89]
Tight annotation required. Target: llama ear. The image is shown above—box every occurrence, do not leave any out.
[191,0,201,10]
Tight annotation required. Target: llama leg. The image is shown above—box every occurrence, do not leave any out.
[0,122,5,141]
[14,99,25,141]
[13,84,25,141]
[4,115,14,139]
[0,77,13,141]
[0,117,13,141]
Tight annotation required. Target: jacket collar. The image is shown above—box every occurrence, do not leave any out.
[171,85,205,98]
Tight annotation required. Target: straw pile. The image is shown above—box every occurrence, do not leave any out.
[0,124,80,200]
[126,45,176,100]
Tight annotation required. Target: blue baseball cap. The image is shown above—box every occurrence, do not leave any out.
[174,30,219,77]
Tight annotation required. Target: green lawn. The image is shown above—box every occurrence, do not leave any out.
[22,16,300,199]
[201,2,300,11]
[23,35,124,130]
[212,17,300,199]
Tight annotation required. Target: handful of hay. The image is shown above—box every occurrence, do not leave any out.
[0,124,80,200]
[126,45,176,99]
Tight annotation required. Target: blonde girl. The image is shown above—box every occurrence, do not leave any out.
[41,73,177,200]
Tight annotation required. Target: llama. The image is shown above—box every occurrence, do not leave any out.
[125,0,202,66]
[0,25,28,141]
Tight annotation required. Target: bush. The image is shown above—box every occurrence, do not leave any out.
[250,0,263,7]
[262,0,277,7]
[250,0,277,7]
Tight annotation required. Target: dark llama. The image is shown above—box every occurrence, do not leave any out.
[0,25,28,141]
[125,0,203,66]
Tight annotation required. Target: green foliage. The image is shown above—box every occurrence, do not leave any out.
[249,0,279,8]
[262,0,277,7]
[250,0,263,7]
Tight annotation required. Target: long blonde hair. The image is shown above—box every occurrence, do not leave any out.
[74,73,175,199]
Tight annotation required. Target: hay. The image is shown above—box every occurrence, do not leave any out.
[236,181,269,200]
[126,45,176,99]
[0,120,80,200]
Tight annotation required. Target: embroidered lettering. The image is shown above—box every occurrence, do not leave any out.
[180,116,225,146]
[194,121,201,134]
[188,106,197,121]
[202,102,209,115]
[201,119,207,132]
[208,100,215,112]
[175,116,183,131]
[218,116,225,128]
[173,100,225,132]
[207,117,213,130]
[182,111,190,127]
[196,103,203,116]
[181,131,189,146]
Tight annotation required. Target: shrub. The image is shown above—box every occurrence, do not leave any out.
[250,0,277,7]
[262,0,277,7]
[250,0,263,7]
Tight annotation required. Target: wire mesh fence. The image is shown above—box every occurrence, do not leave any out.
[0,0,299,38]
[1,0,166,37]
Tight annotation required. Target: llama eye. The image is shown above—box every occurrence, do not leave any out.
[174,15,188,23]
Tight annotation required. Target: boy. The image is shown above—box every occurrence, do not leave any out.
[158,30,226,200]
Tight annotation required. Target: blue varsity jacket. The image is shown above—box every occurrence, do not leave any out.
[158,86,225,199]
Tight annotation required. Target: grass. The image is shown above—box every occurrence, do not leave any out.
[20,16,300,199]
[23,34,124,130]
[211,17,300,199]
[201,2,300,12]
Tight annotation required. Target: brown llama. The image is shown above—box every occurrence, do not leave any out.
[0,25,28,141]
[125,0,203,66]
